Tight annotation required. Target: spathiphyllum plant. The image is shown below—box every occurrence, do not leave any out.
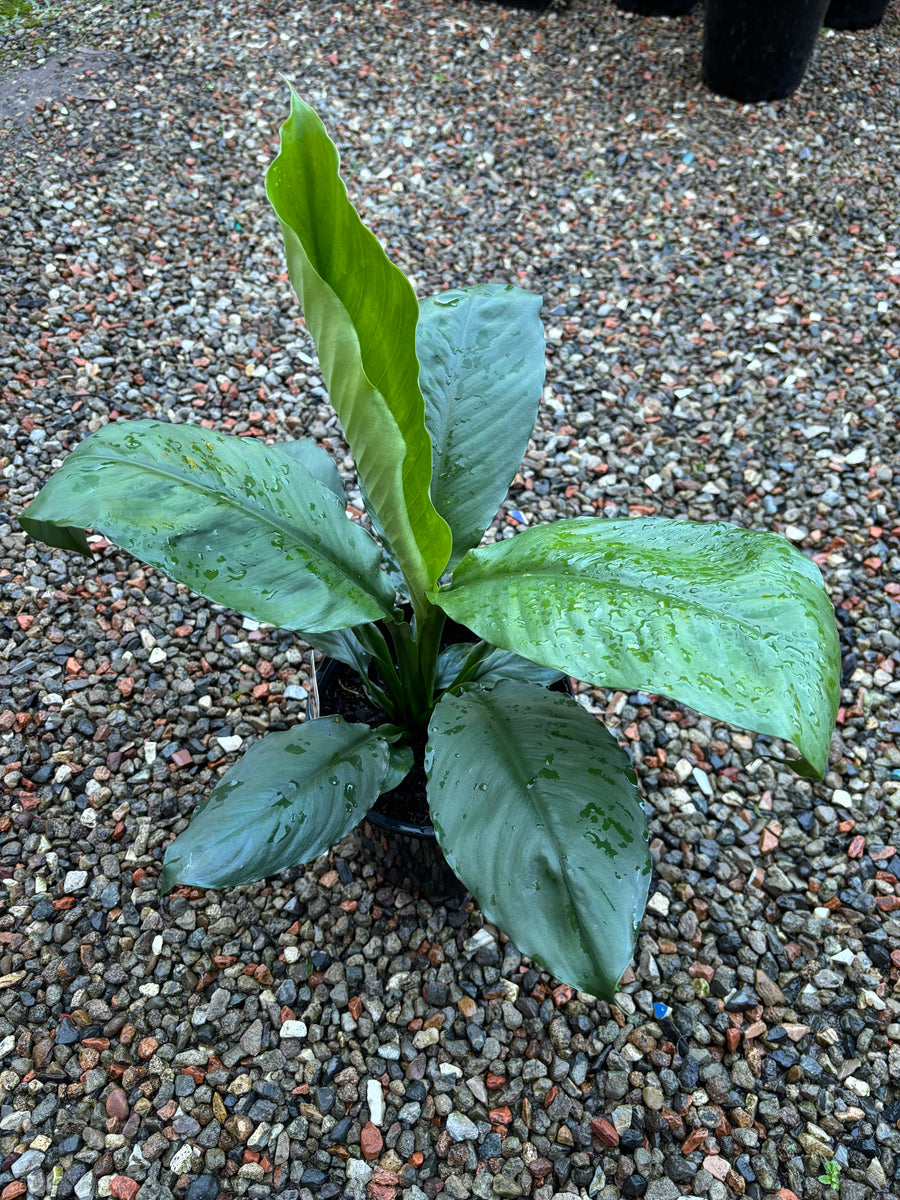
[21,89,840,1000]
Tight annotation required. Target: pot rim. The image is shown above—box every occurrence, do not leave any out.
[365,806,436,839]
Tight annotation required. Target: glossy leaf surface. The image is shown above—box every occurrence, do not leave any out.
[417,284,544,565]
[161,718,410,890]
[426,680,649,999]
[266,88,451,606]
[273,437,345,500]
[20,419,395,633]
[435,517,839,778]
[435,643,564,690]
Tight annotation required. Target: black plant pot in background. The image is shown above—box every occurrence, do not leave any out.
[702,0,830,102]
[824,0,892,29]
[614,0,698,15]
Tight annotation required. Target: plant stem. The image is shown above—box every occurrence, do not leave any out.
[384,603,446,735]
[446,640,492,690]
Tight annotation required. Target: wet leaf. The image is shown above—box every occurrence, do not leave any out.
[435,517,839,777]
[426,680,649,1000]
[435,642,564,690]
[20,418,395,633]
[417,284,544,567]
[161,718,409,890]
[266,87,451,607]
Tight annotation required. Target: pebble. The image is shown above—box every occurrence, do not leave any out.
[360,1121,383,1161]
[446,1112,479,1142]
[366,1078,385,1126]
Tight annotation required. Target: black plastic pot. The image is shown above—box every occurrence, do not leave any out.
[824,0,891,28]
[614,0,698,15]
[358,811,466,903]
[311,639,573,904]
[311,654,468,904]
[702,0,830,102]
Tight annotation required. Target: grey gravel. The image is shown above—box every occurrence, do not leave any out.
[2,1,900,1199]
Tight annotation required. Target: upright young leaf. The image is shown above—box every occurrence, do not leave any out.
[427,680,650,1000]
[434,517,840,778]
[417,285,545,566]
[20,419,395,633]
[265,88,451,608]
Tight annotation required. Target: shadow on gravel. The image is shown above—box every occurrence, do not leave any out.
[0,47,118,122]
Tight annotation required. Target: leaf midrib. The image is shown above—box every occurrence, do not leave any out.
[84,441,382,601]
[455,565,809,646]
[473,690,616,981]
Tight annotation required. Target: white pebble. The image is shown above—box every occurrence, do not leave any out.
[646,892,670,917]
[279,1020,307,1039]
[366,1078,385,1126]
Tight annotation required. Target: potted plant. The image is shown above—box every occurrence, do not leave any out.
[702,0,831,102]
[20,90,840,1001]
[824,0,892,29]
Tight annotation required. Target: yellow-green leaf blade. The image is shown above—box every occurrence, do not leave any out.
[265,88,451,604]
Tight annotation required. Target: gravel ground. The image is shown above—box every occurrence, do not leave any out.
[2,2,900,1199]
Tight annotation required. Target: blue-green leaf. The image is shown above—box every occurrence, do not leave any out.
[417,284,544,566]
[273,438,345,500]
[427,680,649,1000]
[435,643,564,690]
[20,418,395,634]
[161,718,408,890]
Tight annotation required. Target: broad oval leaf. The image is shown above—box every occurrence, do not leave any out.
[266,87,451,607]
[426,680,650,1000]
[434,517,839,778]
[20,418,395,633]
[161,718,410,890]
[305,626,376,676]
[417,284,545,566]
[273,437,345,500]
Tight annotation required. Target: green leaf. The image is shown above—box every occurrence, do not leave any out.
[305,627,376,676]
[265,87,451,609]
[417,284,545,565]
[426,680,649,999]
[434,517,839,778]
[357,473,408,600]
[18,515,92,556]
[272,438,345,499]
[435,642,564,690]
[19,418,395,634]
[161,717,406,890]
